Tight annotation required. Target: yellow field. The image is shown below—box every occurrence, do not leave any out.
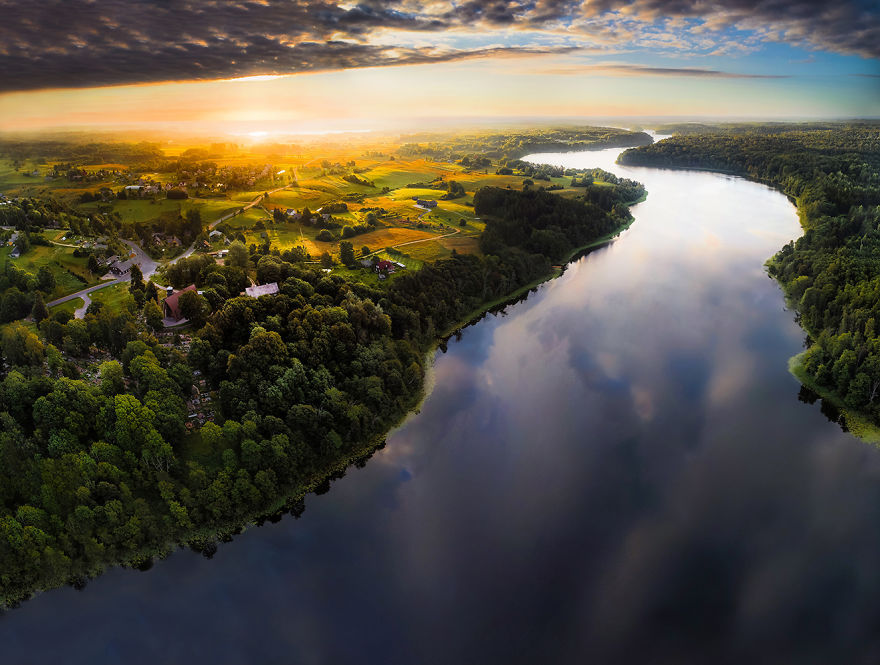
[348,227,437,250]
[1,138,584,289]
[440,236,481,254]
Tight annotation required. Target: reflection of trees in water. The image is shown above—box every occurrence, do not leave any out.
[440,286,540,353]
[798,385,849,432]
[143,444,385,573]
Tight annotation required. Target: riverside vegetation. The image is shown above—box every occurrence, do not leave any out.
[620,122,880,437]
[0,130,645,606]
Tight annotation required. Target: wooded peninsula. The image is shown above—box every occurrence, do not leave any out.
[0,127,646,606]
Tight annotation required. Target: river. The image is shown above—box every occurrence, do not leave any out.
[4,144,880,664]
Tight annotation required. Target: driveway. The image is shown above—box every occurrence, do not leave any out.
[46,277,125,317]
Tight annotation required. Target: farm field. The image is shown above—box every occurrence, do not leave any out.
[81,198,185,224]
[240,222,446,258]
[1,140,589,310]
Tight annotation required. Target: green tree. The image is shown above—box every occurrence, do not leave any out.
[256,256,283,285]
[143,299,164,332]
[36,266,56,293]
[14,232,30,256]
[178,290,209,327]
[99,360,125,396]
[320,251,334,269]
[185,208,203,236]
[339,240,355,266]
[33,378,98,452]
[30,292,49,323]
[2,323,45,366]
[46,344,63,376]
[226,241,250,269]
[145,280,159,302]
[129,264,145,292]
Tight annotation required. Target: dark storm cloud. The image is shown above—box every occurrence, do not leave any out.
[582,0,880,58]
[0,0,877,93]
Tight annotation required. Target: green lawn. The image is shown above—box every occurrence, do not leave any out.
[244,223,312,247]
[89,282,134,314]
[0,159,41,190]
[362,160,457,190]
[377,249,424,270]
[2,244,99,299]
[49,298,84,318]
[195,199,240,224]
[224,207,273,230]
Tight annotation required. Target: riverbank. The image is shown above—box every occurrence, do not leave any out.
[1,376,432,608]
[621,141,879,443]
[1,179,645,610]
[788,354,880,444]
[440,207,639,340]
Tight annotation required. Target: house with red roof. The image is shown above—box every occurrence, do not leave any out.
[376,259,396,274]
[162,284,197,321]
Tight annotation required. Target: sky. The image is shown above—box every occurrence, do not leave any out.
[1,0,878,134]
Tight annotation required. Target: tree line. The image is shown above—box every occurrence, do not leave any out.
[621,123,880,421]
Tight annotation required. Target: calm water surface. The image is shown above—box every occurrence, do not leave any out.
[4,145,880,664]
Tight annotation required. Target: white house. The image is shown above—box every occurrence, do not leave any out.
[244,282,280,298]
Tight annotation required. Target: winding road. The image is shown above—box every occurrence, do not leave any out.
[47,188,287,317]
[45,182,459,317]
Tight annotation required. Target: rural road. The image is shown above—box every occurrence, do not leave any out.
[388,226,461,250]
[46,179,458,317]
[47,240,162,317]
[47,277,125,317]
[172,184,289,260]
[46,190,278,317]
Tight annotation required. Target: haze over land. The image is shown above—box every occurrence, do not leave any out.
[1,0,879,134]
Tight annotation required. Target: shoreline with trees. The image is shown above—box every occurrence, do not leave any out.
[619,122,880,439]
[0,143,645,607]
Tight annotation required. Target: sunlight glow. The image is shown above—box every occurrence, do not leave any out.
[223,74,286,83]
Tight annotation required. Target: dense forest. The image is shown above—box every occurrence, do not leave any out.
[399,126,652,163]
[0,140,165,171]
[620,123,880,425]
[0,171,643,606]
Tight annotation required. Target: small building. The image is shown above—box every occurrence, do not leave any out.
[163,285,197,321]
[376,259,396,274]
[244,282,279,298]
[108,259,134,275]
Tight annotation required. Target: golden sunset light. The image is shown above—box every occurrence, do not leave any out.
[1,2,880,663]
